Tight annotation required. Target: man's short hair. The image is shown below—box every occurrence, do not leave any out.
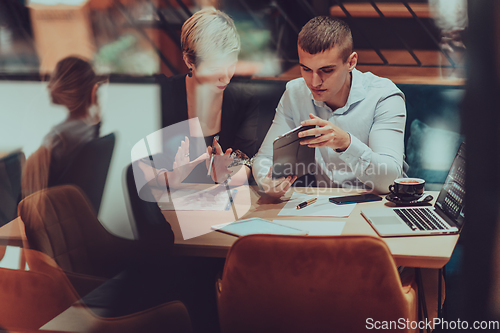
[298,16,353,63]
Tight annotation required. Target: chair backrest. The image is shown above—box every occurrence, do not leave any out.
[123,162,174,252]
[218,234,414,333]
[0,246,79,331]
[0,245,193,333]
[50,133,116,214]
[0,151,25,227]
[18,184,135,278]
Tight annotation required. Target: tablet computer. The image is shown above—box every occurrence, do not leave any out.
[272,125,315,179]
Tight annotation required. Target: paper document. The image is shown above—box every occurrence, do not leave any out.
[278,192,356,217]
[158,185,237,211]
[0,246,26,270]
[272,220,345,236]
[211,218,308,237]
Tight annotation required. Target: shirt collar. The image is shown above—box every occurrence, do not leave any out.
[310,68,367,114]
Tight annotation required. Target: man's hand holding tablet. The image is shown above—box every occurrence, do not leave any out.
[271,124,316,179]
[299,114,351,152]
[260,124,315,198]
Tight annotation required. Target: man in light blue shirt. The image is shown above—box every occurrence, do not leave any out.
[253,16,406,197]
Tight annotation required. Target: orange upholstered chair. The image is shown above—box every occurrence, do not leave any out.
[42,300,193,333]
[217,234,418,333]
[0,246,77,331]
[0,245,193,332]
[18,185,139,280]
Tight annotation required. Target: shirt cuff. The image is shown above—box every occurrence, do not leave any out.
[338,134,370,164]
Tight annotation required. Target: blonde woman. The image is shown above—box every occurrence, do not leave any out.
[154,7,258,187]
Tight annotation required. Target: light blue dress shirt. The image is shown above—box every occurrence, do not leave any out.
[253,68,406,193]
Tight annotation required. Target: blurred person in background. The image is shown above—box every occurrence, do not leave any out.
[22,56,102,197]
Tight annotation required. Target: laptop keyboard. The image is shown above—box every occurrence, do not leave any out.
[394,208,449,231]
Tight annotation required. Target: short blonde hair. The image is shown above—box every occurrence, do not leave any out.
[181,7,240,66]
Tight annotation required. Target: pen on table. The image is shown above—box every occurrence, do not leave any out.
[207,135,219,177]
[225,189,238,211]
[296,198,317,209]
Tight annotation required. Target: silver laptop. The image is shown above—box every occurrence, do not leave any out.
[361,142,465,237]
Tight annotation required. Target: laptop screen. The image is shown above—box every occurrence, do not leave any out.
[435,142,466,227]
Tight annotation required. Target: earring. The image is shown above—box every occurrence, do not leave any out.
[188,68,193,77]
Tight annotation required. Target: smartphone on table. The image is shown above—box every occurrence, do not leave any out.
[329,194,382,205]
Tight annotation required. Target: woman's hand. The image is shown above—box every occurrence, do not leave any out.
[206,137,233,183]
[172,136,191,169]
[168,137,207,187]
[138,137,208,189]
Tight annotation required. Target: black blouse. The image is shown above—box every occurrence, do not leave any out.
[155,74,258,182]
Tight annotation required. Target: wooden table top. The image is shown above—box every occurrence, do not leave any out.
[0,184,459,269]
[161,185,459,269]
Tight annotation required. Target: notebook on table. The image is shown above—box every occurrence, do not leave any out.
[212,218,308,237]
[361,142,465,237]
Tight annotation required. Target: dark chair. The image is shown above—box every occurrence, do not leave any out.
[124,162,226,332]
[0,151,25,227]
[123,161,174,253]
[50,133,116,214]
[234,78,464,188]
[18,184,139,280]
